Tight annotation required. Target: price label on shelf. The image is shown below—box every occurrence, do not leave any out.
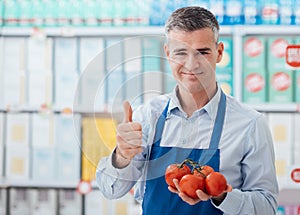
[76,180,92,195]
[291,168,300,183]
[286,45,300,68]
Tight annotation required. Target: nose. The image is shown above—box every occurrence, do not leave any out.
[183,53,201,72]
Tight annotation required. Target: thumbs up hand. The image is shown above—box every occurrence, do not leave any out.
[114,101,143,168]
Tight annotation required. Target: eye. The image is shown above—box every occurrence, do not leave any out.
[175,51,187,56]
[197,51,209,55]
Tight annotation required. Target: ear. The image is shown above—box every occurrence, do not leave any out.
[216,42,224,63]
[164,43,170,58]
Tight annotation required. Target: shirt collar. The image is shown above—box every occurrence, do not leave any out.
[168,84,222,120]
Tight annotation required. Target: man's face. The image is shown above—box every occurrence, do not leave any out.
[164,28,223,95]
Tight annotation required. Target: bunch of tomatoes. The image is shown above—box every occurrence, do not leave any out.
[165,159,227,199]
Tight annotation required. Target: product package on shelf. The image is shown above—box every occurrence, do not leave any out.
[81,117,116,182]
[0,188,7,215]
[260,0,280,25]
[224,0,243,25]
[54,37,79,110]
[216,36,233,96]
[27,37,53,108]
[105,38,125,112]
[78,37,105,112]
[295,70,300,102]
[0,113,3,179]
[268,113,293,188]
[58,189,82,215]
[279,0,294,25]
[242,36,267,103]
[84,190,113,215]
[243,0,260,25]
[85,190,141,215]
[268,69,293,103]
[142,37,164,102]
[30,189,57,215]
[55,114,81,182]
[267,36,294,103]
[294,113,300,165]
[294,37,300,103]
[124,37,143,107]
[5,113,30,180]
[9,188,31,214]
[3,37,27,108]
[0,38,3,110]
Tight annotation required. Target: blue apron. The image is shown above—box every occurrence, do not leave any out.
[142,91,226,215]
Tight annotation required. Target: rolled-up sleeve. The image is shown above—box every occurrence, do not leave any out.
[215,115,279,215]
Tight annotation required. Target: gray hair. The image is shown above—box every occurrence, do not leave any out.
[165,6,220,42]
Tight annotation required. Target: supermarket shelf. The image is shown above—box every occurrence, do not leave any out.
[0,178,79,189]
[249,103,300,113]
[0,25,234,37]
[234,25,300,36]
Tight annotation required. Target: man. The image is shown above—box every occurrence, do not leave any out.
[96,6,278,214]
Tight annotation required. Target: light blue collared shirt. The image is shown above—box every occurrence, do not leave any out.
[96,85,279,215]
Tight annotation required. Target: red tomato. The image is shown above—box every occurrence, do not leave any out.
[200,165,215,176]
[165,164,190,188]
[205,172,227,196]
[179,174,205,199]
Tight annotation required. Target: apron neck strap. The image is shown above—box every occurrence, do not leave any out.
[153,90,226,148]
[209,90,226,149]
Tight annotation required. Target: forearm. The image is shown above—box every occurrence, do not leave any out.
[95,154,144,199]
[214,189,278,215]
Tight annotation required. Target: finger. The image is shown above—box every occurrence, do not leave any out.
[196,189,210,201]
[225,184,233,192]
[168,186,179,194]
[123,101,133,123]
[116,134,142,147]
[122,147,143,159]
[179,192,201,205]
[173,179,181,192]
[118,122,142,132]
[117,130,142,142]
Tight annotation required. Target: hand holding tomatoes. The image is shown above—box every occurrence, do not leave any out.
[165,159,232,204]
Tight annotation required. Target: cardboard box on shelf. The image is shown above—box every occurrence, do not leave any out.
[105,38,124,111]
[84,190,112,215]
[268,70,293,103]
[243,36,266,70]
[142,37,164,102]
[243,71,267,103]
[32,113,54,148]
[78,38,105,111]
[30,189,57,215]
[32,147,56,180]
[58,189,82,215]
[56,146,81,182]
[3,37,27,107]
[54,114,81,182]
[295,70,300,103]
[124,37,143,106]
[9,188,31,215]
[0,188,7,215]
[268,113,293,181]
[5,145,30,180]
[267,36,294,71]
[81,117,116,181]
[5,113,30,147]
[27,36,53,107]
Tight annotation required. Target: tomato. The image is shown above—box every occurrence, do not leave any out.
[165,164,190,188]
[200,165,215,177]
[205,172,227,196]
[179,174,205,199]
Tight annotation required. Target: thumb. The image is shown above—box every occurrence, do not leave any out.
[123,101,133,122]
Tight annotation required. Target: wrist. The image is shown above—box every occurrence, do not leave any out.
[211,192,227,206]
[112,147,130,169]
